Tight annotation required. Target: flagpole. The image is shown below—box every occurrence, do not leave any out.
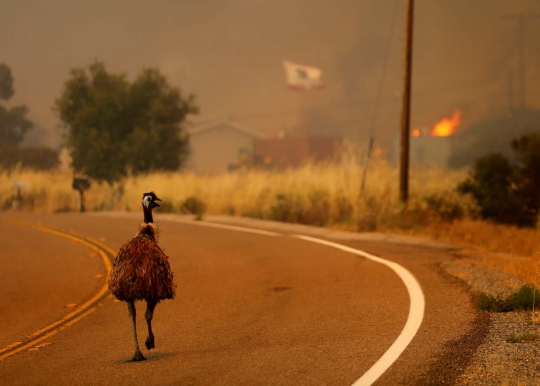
[399,0,414,204]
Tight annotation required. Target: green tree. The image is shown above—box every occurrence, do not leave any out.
[0,63,14,100]
[0,63,33,146]
[55,62,198,184]
[0,105,34,145]
[0,64,57,171]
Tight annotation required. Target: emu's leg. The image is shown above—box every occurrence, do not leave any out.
[144,300,157,350]
[126,300,146,361]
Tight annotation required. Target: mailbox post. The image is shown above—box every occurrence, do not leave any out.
[72,178,90,212]
[12,181,27,210]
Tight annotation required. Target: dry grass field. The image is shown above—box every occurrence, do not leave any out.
[2,157,539,285]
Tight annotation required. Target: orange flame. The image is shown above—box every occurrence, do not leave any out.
[431,109,461,137]
[373,147,385,157]
[412,128,420,137]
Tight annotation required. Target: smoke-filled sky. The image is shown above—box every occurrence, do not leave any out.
[1,0,540,149]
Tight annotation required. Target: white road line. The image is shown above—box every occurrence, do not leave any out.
[160,215,280,237]
[91,212,280,237]
[291,234,425,386]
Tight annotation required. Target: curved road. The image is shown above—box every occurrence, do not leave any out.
[0,213,485,385]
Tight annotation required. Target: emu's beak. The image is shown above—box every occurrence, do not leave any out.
[154,197,162,202]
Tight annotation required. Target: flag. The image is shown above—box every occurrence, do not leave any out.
[282,60,325,91]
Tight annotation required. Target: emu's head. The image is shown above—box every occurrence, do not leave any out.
[142,191,162,210]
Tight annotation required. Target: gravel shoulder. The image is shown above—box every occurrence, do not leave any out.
[441,251,540,386]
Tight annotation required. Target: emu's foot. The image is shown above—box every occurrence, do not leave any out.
[127,351,146,362]
[145,334,155,350]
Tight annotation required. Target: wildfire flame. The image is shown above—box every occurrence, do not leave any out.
[373,147,385,157]
[431,109,461,137]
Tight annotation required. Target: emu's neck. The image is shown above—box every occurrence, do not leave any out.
[143,205,154,223]
[136,222,160,242]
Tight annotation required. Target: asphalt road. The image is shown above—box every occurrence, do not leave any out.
[0,213,485,385]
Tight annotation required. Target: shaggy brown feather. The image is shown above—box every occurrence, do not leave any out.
[108,223,175,302]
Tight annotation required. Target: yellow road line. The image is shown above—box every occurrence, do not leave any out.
[0,218,114,361]
[0,308,98,361]
[60,231,117,259]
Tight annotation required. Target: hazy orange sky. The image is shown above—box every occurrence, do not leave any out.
[1,0,539,149]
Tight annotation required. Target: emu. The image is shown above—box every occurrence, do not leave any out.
[108,192,176,361]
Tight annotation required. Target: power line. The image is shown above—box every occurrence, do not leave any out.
[502,12,540,123]
[362,0,400,192]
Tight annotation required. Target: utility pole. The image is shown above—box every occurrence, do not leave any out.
[399,0,414,204]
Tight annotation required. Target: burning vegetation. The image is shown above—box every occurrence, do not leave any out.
[412,109,461,137]
[431,109,461,137]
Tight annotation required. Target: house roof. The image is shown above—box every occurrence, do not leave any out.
[187,120,268,139]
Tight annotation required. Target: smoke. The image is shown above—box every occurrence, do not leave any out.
[1,0,539,149]
[20,124,63,149]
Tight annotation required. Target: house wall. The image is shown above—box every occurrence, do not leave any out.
[188,125,255,174]
[254,137,340,168]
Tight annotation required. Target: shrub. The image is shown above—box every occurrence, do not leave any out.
[333,194,354,223]
[458,153,532,227]
[477,293,513,312]
[458,133,540,227]
[511,134,540,218]
[302,190,330,226]
[1,196,12,210]
[158,199,175,213]
[425,191,479,221]
[269,193,300,223]
[477,284,540,312]
[508,284,540,310]
[425,193,464,221]
[356,213,378,231]
[180,196,206,219]
[506,333,540,343]
[268,191,331,226]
